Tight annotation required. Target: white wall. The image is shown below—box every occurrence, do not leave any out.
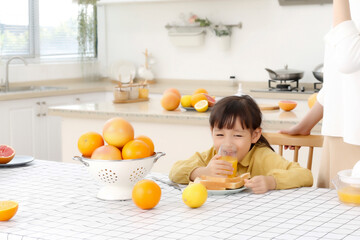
[103,0,332,83]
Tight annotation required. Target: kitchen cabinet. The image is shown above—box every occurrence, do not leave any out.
[97,0,208,5]
[278,0,332,5]
[0,92,109,162]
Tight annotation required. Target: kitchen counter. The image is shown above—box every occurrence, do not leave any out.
[0,78,317,101]
[48,94,321,132]
[1,159,360,240]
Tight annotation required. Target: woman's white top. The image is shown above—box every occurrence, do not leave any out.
[317,3,360,146]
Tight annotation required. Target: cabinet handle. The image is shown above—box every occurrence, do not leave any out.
[36,102,41,105]
[76,98,80,101]
[42,101,46,105]
[37,113,41,117]
[42,113,46,116]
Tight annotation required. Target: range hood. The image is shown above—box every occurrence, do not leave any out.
[279,0,332,5]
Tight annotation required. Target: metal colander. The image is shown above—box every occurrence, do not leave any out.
[73,152,165,200]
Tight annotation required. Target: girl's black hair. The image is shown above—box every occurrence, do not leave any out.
[209,95,273,151]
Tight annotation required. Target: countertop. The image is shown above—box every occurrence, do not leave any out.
[1,160,360,240]
[48,94,321,132]
[0,78,318,101]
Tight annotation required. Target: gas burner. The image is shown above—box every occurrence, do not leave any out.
[314,82,322,92]
[268,79,299,91]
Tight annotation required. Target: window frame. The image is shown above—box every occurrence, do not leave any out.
[1,0,93,62]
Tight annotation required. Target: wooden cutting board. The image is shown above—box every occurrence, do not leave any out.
[258,103,280,111]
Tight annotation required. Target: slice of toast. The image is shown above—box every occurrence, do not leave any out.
[199,172,251,190]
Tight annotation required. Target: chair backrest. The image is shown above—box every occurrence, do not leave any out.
[262,132,324,170]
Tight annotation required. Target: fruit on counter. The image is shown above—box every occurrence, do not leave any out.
[202,94,216,107]
[193,88,208,95]
[91,145,122,160]
[122,140,151,160]
[161,92,180,111]
[0,201,18,221]
[163,88,181,99]
[135,135,155,155]
[308,93,318,109]
[103,117,134,148]
[132,179,161,210]
[190,93,207,107]
[77,132,104,158]
[278,100,297,112]
[182,183,207,208]
[180,95,192,108]
[194,100,209,113]
[0,145,15,164]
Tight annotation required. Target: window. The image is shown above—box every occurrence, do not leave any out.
[0,0,94,60]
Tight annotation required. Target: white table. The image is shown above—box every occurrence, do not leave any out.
[1,160,360,240]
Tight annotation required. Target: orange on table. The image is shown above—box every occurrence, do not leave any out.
[0,201,18,221]
[193,88,208,95]
[91,145,122,160]
[161,92,180,111]
[132,179,161,210]
[0,145,15,164]
[191,93,207,107]
[103,117,134,148]
[77,132,104,157]
[278,100,297,112]
[163,88,181,99]
[135,135,155,155]
[122,140,151,159]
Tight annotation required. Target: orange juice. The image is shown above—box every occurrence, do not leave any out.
[139,88,149,99]
[221,156,238,178]
[337,186,360,205]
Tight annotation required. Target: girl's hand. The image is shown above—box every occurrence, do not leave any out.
[244,176,276,194]
[204,155,234,177]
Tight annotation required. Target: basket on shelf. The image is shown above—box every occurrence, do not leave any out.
[113,80,149,103]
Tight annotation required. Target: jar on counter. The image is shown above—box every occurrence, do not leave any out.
[139,85,149,99]
[113,87,129,101]
[129,85,139,100]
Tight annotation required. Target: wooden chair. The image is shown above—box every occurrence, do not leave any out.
[262,132,324,170]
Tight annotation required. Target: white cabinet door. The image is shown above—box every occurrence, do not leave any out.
[1,92,109,162]
[40,92,108,161]
[1,98,39,157]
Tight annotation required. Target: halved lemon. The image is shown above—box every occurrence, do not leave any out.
[0,201,18,221]
[194,100,209,112]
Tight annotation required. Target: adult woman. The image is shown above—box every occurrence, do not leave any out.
[281,0,360,188]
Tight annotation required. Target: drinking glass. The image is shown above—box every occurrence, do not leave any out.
[219,143,238,178]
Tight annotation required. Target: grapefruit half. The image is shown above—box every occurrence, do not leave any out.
[0,145,15,164]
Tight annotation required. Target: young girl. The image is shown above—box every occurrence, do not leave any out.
[169,95,313,194]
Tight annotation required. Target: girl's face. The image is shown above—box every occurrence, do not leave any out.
[212,119,261,162]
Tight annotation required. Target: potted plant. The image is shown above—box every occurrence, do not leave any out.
[212,24,232,50]
[77,0,99,81]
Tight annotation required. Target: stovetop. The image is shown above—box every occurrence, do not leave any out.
[250,79,321,94]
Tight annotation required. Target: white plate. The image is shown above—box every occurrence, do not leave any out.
[0,155,34,167]
[110,61,136,83]
[181,107,213,112]
[208,186,247,196]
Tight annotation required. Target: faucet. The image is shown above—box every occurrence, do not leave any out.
[3,56,28,92]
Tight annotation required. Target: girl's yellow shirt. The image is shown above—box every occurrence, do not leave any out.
[169,145,313,190]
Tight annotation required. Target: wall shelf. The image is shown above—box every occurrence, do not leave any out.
[97,0,207,5]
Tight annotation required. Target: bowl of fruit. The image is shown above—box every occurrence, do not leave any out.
[74,117,165,200]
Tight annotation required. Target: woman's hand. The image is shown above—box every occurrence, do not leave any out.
[244,176,276,194]
[204,155,234,177]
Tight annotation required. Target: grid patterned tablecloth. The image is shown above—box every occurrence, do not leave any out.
[1,160,360,240]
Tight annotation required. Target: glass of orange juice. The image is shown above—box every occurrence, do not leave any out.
[219,143,238,178]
